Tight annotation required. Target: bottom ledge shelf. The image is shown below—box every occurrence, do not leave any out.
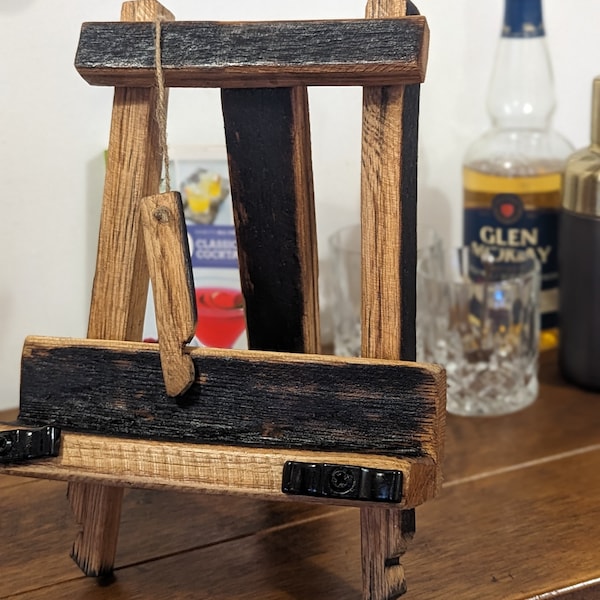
[0,431,441,509]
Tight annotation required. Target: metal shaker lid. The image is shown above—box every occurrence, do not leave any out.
[562,77,600,217]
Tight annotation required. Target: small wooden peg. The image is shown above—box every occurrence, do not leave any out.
[140,191,196,396]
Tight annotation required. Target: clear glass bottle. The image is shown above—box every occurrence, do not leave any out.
[462,0,573,350]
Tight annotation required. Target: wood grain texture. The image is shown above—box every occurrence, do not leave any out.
[68,0,175,579]
[75,18,429,88]
[360,4,422,363]
[6,351,586,505]
[0,351,591,479]
[0,473,34,490]
[361,507,414,599]
[18,336,445,462]
[140,192,196,396]
[87,4,174,343]
[222,87,319,354]
[0,477,338,598]
[360,2,427,598]
[3,445,600,599]
[68,483,124,579]
[2,434,437,509]
[121,0,175,22]
[2,363,600,599]
[14,3,436,599]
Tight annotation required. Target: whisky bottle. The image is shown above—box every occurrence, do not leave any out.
[462,0,573,350]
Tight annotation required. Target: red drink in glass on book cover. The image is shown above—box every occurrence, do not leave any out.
[195,286,246,348]
[142,147,247,349]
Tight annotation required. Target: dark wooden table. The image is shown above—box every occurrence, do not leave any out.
[1,350,599,599]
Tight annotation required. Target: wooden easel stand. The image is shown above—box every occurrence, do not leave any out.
[2,1,445,599]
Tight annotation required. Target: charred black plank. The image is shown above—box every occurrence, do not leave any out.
[399,82,420,362]
[75,18,429,88]
[18,337,444,459]
[222,87,318,353]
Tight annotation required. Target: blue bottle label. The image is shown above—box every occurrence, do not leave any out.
[503,0,544,38]
[464,191,559,330]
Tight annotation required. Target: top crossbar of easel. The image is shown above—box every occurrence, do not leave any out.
[75,18,429,88]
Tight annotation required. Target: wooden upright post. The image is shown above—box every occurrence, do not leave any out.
[361,0,423,598]
[67,0,175,578]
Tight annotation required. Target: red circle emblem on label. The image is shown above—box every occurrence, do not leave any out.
[492,194,523,225]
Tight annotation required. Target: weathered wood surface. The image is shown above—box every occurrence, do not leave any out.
[360,0,421,363]
[2,354,600,599]
[86,3,172,342]
[359,1,425,598]
[68,0,175,579]
[75,18,429,88]
[0,457,341,598]
[222,87,319,354]
[140,192,196,396]
[5,453,600,600]
[360,73,420,600]
[2,433,437,509]
[18,336,445,461]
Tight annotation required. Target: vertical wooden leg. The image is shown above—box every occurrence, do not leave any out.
[66,0,175,578]
[361,507,415,600]
[360,1,422,595]
[68,483,125,578]
[360,0,422,595]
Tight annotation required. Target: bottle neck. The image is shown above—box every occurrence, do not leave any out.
[487,0,556,130]
[502,0,544,38]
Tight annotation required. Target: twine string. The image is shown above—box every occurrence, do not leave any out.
[154,18,171,192]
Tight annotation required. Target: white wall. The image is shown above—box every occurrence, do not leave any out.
[0,0,598,410]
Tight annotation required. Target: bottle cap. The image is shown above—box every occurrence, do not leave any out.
[562,77,600,217]
[503,0,545,38]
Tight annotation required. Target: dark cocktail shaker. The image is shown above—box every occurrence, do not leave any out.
[559,77,600,390]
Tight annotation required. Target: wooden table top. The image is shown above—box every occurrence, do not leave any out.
[1,350,599,599]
